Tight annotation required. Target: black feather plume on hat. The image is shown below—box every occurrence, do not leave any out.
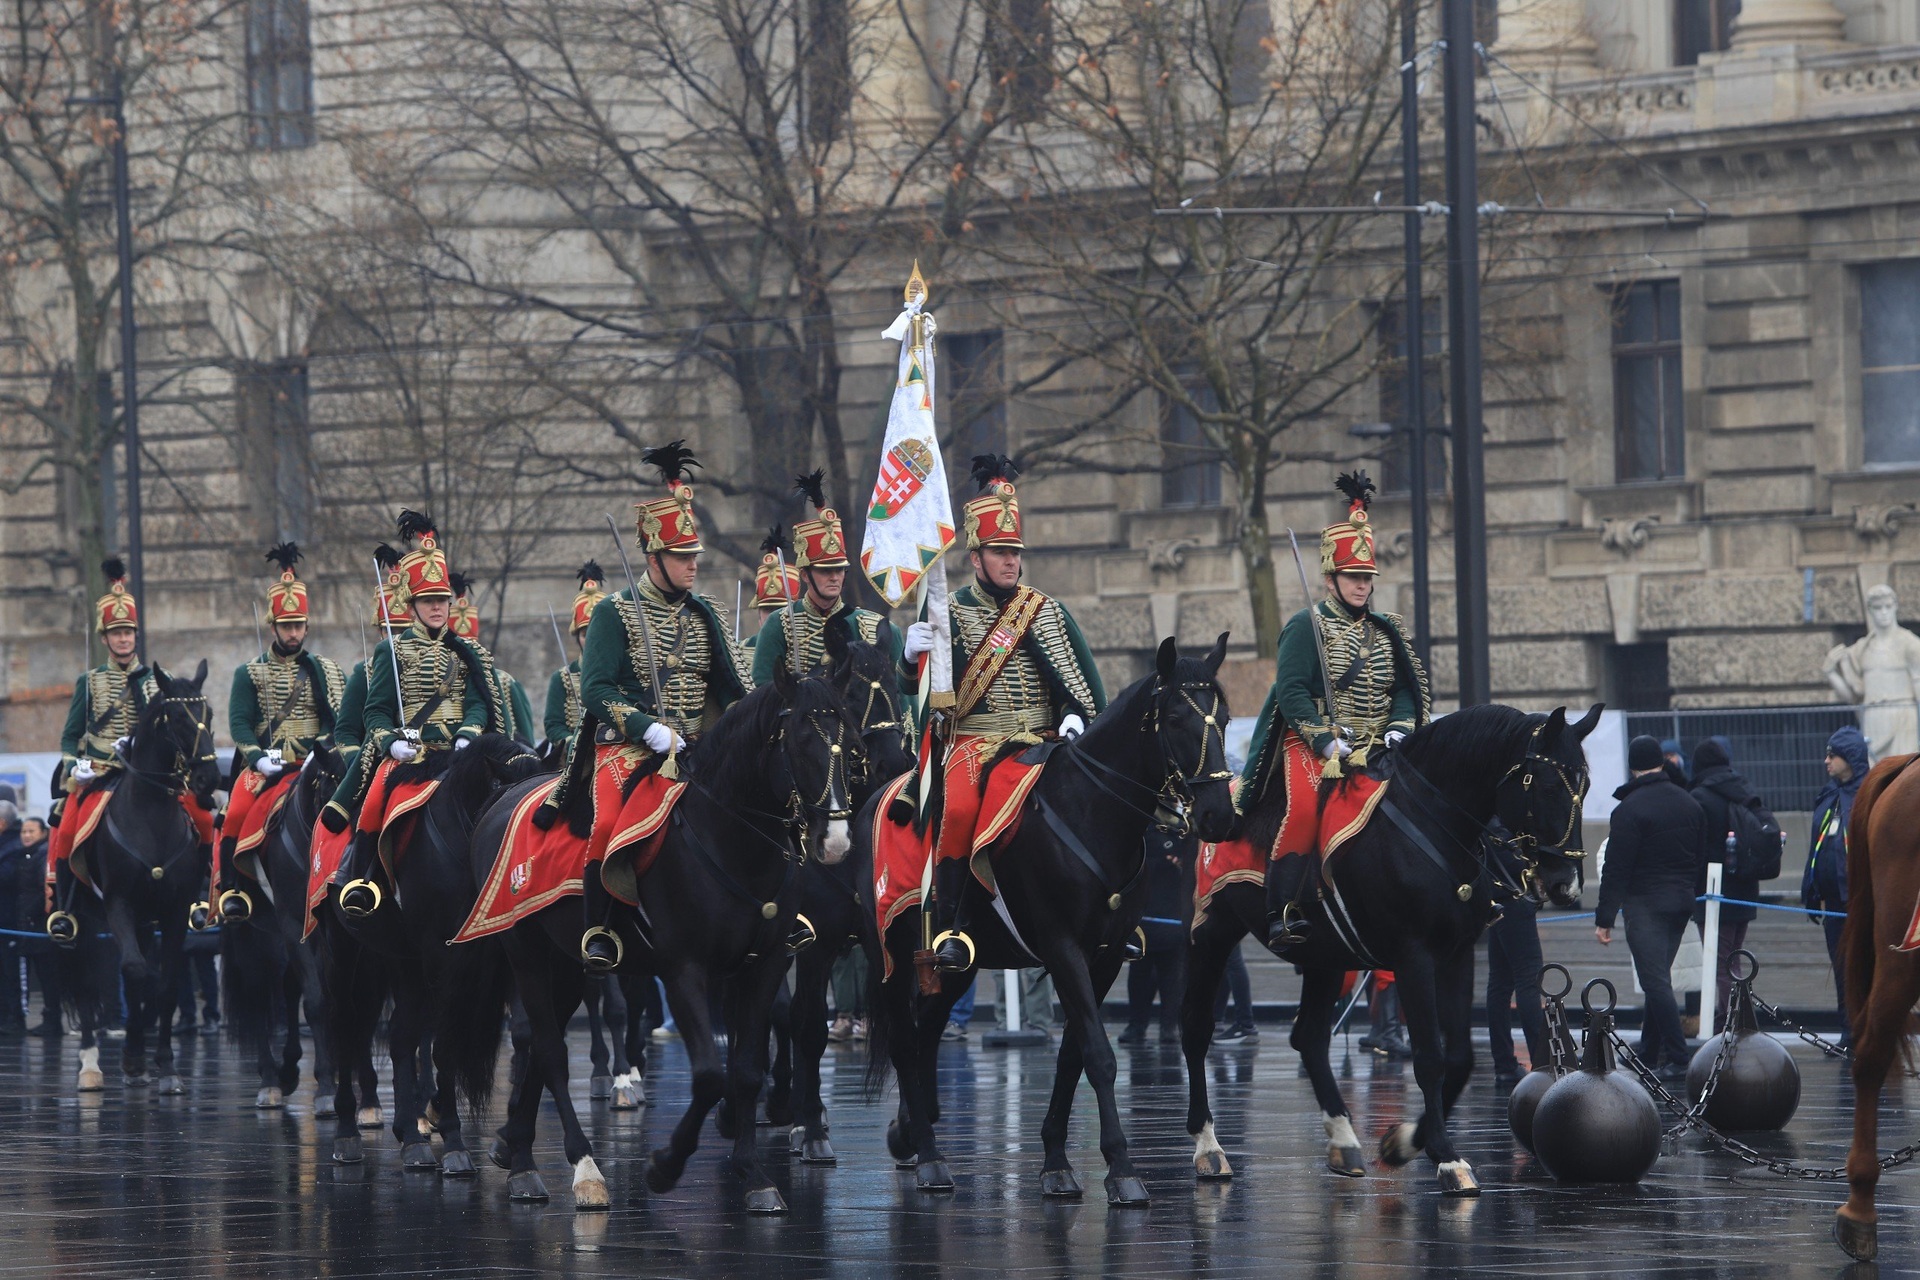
[969,453,1020,493]
[641,441,702,484]
[264,542,302,574]
[794,469,827,511]
[374,543,404,571]
[396,508,437,542]
[576,560,605,587]
[101,557,127,582]
[449,571,474,599]
[1334,470,1375,511]
[759,525,788,557]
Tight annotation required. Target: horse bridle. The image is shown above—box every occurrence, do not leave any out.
[844,671,907,788]
[779,696,864,825]
[1496,722,1591,860]
[119,694,218,796]
[1071,675,1233,836]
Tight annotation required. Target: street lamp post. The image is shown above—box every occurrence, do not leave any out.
[1400,0,1432,670]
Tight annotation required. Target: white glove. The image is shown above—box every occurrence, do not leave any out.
[254,754,284,777]
[1322,737,1353,761]
[112,736,130,757]
[1384,730,1407,750]
[643,721,684,754]
[454,737,470,751]
[903,621,937,660]
[388,738,420,762]
[1058,713,1086,740]
[71,760,98,784]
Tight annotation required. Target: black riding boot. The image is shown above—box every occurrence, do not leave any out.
[46,863,79,947]
[214,835,251,923]
[932,874,977,974]
[580,862,621,973]
[337,832,383,918]
[1263,854,1313,954]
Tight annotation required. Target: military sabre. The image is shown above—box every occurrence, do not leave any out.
[370,555,413,741]
[251,602,266,657]
[1286,528,1352,778]
[603,513,679,780]
[774,544,801,677]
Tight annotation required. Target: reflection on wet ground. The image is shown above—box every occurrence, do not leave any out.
[0,1026,1907,1276]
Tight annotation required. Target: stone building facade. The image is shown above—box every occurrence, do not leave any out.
[3,0,1920,753]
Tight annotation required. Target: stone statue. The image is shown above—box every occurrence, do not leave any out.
[1825,585,1920,763]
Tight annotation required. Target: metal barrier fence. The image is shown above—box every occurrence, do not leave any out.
[1623,704,1862,812]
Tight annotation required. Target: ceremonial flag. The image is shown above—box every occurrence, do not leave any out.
[862,264,956,610]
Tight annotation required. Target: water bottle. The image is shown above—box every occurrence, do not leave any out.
[1724,828,1738,878]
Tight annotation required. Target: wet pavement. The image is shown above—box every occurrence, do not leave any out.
[0,1021,1908,1277]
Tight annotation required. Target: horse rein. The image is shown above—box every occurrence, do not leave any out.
[1497,722,1591,859]
[116,694,217,795]
[1073,676,1233,833]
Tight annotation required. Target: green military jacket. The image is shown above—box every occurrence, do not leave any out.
[228,649,347,767]
[330,621,504,812]
[751,597,906,689]
[336,661,369,774]
[579,578,745,745]
[58,659,158,785]
[1236,599,1431,810]
[499,669,536,745]
[921,582,1107,741]
[543,658,583,746]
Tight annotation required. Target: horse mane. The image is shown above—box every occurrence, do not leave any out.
[681,680,788,803]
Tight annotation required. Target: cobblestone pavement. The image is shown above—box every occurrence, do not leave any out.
[0,1016,1910,1277]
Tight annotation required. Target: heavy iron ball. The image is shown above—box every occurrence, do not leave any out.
[1531,978,1662,1184]
[1508,1068,1555,1156]
[1685,1030,1799,1131]
[1509,963,1579,1157]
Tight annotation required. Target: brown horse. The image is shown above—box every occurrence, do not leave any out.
[1834,751,1920,1262]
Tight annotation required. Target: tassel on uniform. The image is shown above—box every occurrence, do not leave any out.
[660,748,680,782]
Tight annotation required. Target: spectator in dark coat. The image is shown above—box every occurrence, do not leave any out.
[1118,830,1192,1045]
[1597,735,1712,1078]
[16,818,60,1037]
[1804,724,1870,1042]
[1690,736,1770,1018]
[0,803,23,1036]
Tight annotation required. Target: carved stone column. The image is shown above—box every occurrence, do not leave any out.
[1490,0,1600,76]
[1729,0,1847,49]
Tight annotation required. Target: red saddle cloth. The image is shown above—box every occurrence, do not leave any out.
[1265,735,1389,869]
[453,771,684,944]
[869,749,1046,979]
[1192,836,1266,931]
[47,784,113,875]
[303,819,352,939]
[229,769,296,863]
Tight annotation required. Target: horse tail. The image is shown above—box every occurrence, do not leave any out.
[1842,756,1917,1065]
[437,937,512,1121]
[219,916,282,1054]
[861,935,893,1102]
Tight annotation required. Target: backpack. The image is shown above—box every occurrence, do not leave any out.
[1723,791,1783,881]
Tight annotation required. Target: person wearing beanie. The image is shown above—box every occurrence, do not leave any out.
[1689,736,1780,1017]
[1805,724,1871,1041]
[1597,733,1713,1079]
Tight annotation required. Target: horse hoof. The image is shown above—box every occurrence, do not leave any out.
[507,1170,549,1202]
[1379,1122,1419,1168]
[256,1087,284,1110]
[441,1149,477,1179]
[313,1095,337,1120]
[788,1126,806,1155]
[1105,1174,1150,1207]
[745,1186,788,1215]
[802,1138,837,1166]
[357,1106,383,1131]
[1040,1168,1084,1198]
[590,1074,613,1101]
[489,1138,512,1170]
[1437,1161,1480,1197]
[886,1118,914,1165]
[333,1136,363,1165]
[77,1070,104,1093]
[1327,1145,1367,1178]
[573,1157,610,1210]
[124,1074,150,1088]
[645,1153,678,1195]
[1835,1211,1878,1262]
[402,1142,438,1171]
[610,1081,643,1111]
[1195,1151,1233,1181]
[915,1160,955,1192]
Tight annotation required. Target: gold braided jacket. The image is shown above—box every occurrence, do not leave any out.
[779,599,882,673]
[950,586,1100,741]
[241,651,346,761]
[607,578,723,739]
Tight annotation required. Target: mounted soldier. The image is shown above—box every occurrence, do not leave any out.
[321,510,508,918]
[532,442,747,972]
[215,543,345,924]
[334,544,412,780]
[1236,471,1431,953]
[904,456,1107,973]
[742,527,800,652]
[46,560,217,940]
[541,561,606,751]
[451,572,537,745]
[752,470,906,685]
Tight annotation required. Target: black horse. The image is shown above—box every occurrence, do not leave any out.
[218,745,379,1116]
[54,661,220,1095]
[1181,703,1597,1195]
[783,636,916,1164]
[452,659,862,1211]
[322,732,541,1171]
[861,635,1237,1206]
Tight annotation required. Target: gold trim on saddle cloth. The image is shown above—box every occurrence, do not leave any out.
[454,779,575,943]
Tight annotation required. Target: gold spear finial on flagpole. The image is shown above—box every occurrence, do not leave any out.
[906,259,929,354]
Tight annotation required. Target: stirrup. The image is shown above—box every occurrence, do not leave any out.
[931,929,977,973]
[581,926,624,973]
[46,911,79,947]
[786,913,818,955]
[188,900,214,932]
[1123,925,1146,962]
[1265,905,1311,954]
[339,879,383,918]
[217,888,254,923]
